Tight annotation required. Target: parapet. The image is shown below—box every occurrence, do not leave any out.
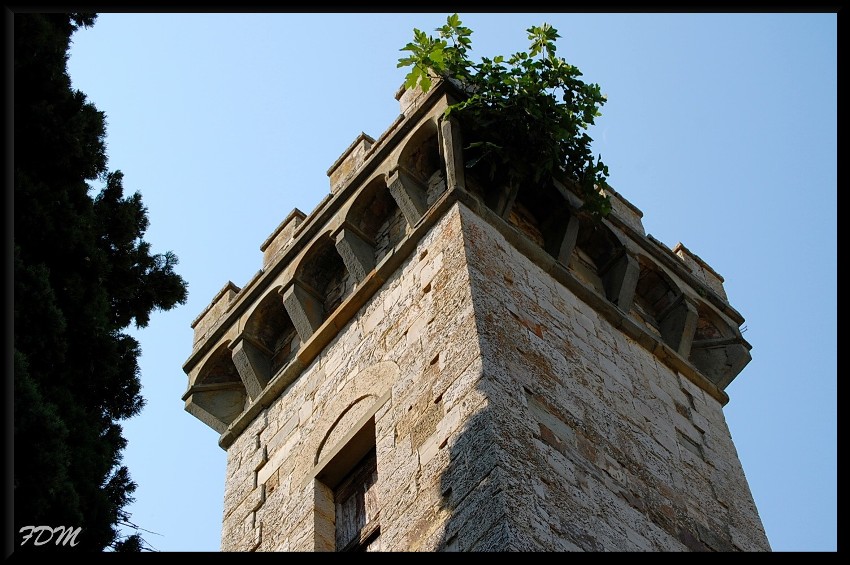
[190,281,241,349]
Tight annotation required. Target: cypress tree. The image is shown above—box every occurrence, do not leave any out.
[14,13,188,551]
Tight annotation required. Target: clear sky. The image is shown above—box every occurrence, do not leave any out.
[65,11,836,552]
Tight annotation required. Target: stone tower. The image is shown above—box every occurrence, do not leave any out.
[181,80,770,552]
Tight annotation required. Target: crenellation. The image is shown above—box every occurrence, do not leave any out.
[191,281,241,348]
[673,242,728,301]
[261,209,307,270]
[327,132,376,194]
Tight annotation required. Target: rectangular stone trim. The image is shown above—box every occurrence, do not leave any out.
[602,185,645,235]
[690,341,752,390]
[485,183,519,220]
[599,251,639,313]
[658,294,700,357]
[440,116,465,192]
[185,384,246,434]
[396,82,430,116]
[551,210,580,265]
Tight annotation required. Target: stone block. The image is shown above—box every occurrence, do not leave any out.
[327,132,375,194]
[260,209,305,269]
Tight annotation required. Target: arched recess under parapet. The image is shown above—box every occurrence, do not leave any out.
[243,285,300,379]
[510,180,578,265]
[188,340,247,432]
[688,303,752,390]
[631,256,697,356]
[282,232,353,343]
[298,233,352,318]
[343,175,409,269]
[398,117,442,189]
[386,119,445,228]
[570,218,639,312]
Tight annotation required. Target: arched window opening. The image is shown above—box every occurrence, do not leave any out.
[314,416,381,552]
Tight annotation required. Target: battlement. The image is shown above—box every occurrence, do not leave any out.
[184,79,750,438]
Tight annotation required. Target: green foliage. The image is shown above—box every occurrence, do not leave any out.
[14,13,188,552]
[398,14,612,218]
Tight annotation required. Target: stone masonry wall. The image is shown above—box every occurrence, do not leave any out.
[457,203,770,551]
[220,203,498,551]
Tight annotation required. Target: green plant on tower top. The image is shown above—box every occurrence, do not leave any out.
[398,14,612,219]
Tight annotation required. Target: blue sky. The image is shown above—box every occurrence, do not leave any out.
[65,12,836,552]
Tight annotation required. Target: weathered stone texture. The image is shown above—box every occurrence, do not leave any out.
[456,203,770,552]
[220,205,499,551]
[673,242,728,301]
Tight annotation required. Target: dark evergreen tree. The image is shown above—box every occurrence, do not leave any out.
[13,13,188,552]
